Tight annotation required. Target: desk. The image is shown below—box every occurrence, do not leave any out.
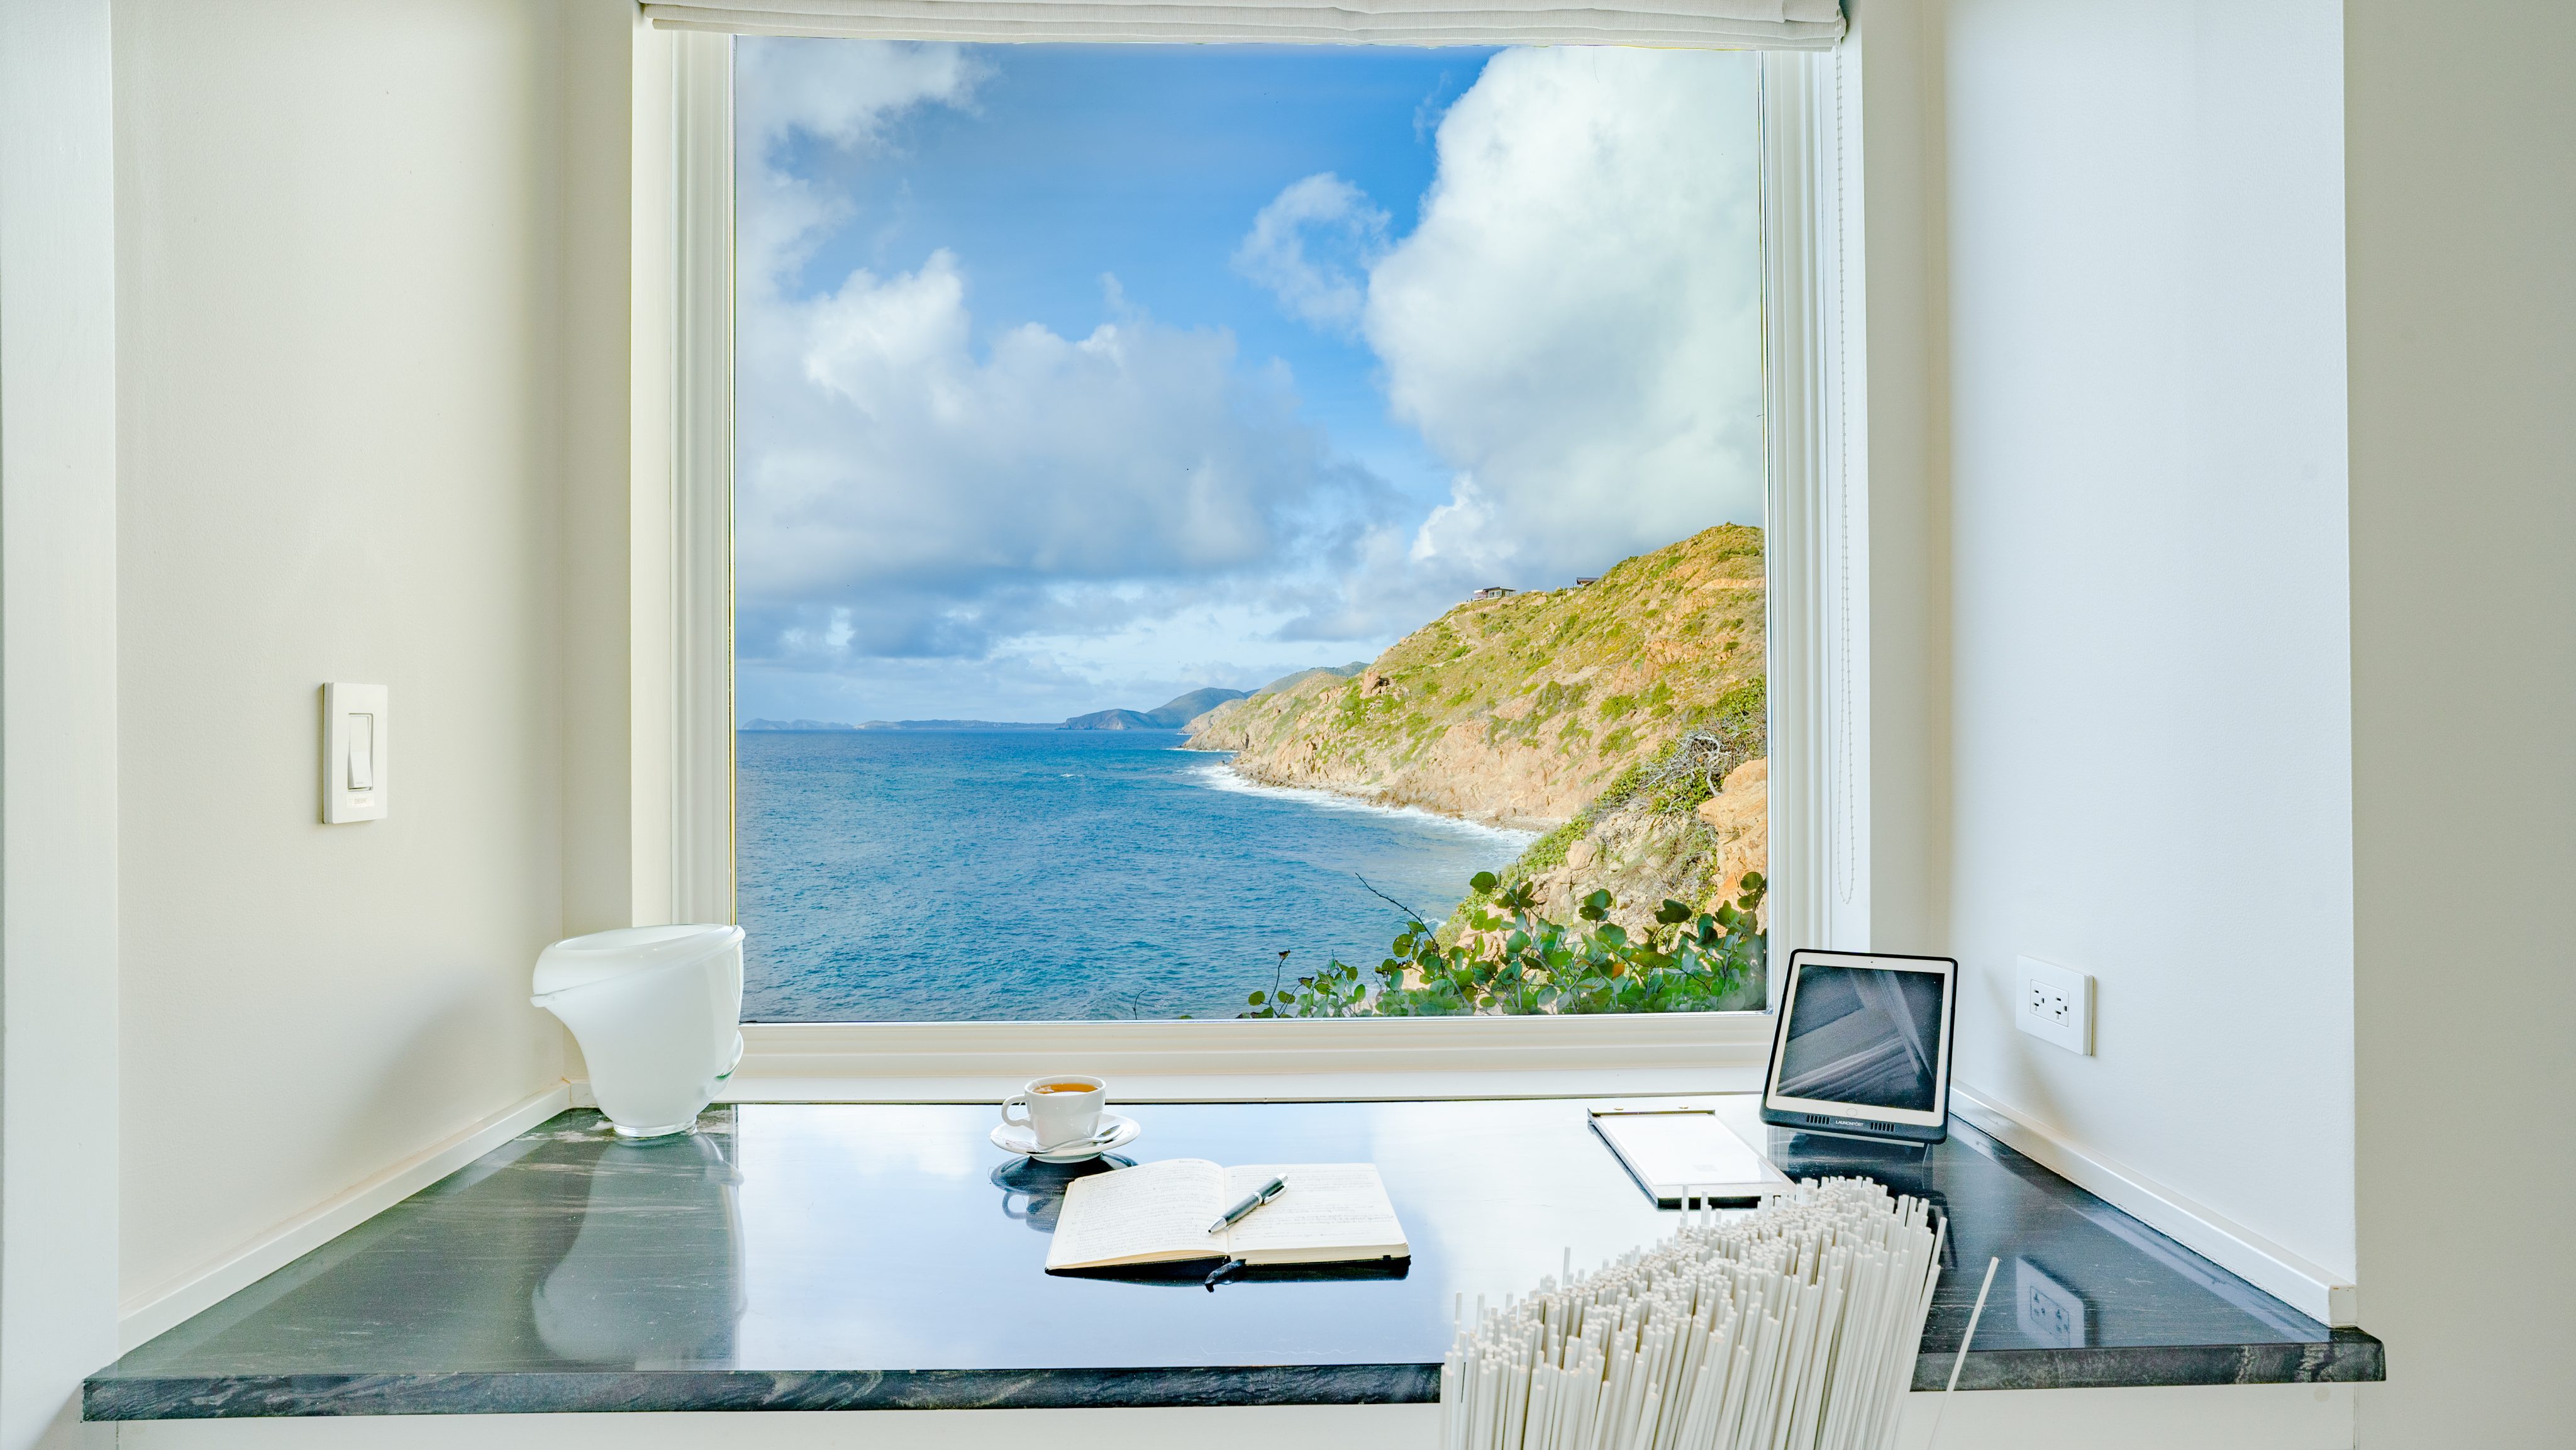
[85,1098,2379,1419]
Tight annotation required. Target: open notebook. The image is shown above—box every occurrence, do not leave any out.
[1043,1160,1409,1273]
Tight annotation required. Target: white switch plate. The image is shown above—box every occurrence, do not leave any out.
[322,683,389,823]
[2016,954,2092,1055]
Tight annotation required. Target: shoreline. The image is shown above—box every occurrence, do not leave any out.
[1177,752,1540,850]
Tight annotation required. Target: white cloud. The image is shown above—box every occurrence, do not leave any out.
[731,42,1765,722]
[736,38,985,154]
[1363,48,1765,580]
[1232,173,1391,338]
[732,40,1405,710]
[738,250,1395,664]
[1406,474,1507,571]
[733,39,987,306]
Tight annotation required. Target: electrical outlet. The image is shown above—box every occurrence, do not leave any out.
[2016,954,2092,1055]
[2015,1258,2091,1348]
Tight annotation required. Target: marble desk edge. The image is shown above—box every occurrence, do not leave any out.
[87,1334,2387,1419]
[82,1100,2388,1420]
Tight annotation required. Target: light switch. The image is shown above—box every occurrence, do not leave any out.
[321,684,389,823]
[345,715,375,790]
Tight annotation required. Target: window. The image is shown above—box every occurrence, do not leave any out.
[724,37,1777,1025]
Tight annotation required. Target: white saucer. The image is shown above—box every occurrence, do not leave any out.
[991,1112,1141,1163]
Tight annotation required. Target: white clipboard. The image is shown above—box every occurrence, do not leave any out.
[1588,1106,1793,1208]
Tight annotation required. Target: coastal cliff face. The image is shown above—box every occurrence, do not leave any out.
[1190,524,1767,948]
[1187,524,1766,831]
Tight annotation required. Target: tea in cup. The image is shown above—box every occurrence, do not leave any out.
[1002,1075,1108,1151]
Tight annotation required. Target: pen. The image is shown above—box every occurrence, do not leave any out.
[1206,1175,1288,1234]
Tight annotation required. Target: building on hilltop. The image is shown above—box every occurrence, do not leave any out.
[1471,585,1518,600]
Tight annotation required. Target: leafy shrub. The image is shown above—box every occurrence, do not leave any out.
[1241,871,1767,1018]
[1499,818,1583,887]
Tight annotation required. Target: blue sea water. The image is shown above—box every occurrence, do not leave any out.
[736,729,1535,1022]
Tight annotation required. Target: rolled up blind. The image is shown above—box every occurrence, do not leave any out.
[640,1,1846,50]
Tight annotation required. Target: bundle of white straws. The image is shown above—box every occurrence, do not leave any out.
[1440,1178,1945,1450]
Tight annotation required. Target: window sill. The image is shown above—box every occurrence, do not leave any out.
[722,1012,1779,1103]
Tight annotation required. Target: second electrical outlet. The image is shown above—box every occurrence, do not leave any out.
[2016,954,2092,1056]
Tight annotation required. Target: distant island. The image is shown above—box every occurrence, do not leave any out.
[740,717,1053,731]
[1058,671,1365,730]
[738,666,1366,736]
[1061,685,1250,732]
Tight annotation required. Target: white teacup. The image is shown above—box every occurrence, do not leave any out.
[1002,1074,1108,1151]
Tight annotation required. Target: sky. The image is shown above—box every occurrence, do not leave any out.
[734,40,1763,725]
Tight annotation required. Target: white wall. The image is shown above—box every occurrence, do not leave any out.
[2346,3,2576,1444]
[1,4,122,1445]
[71,4,2574,1447]
[1845,1,1952,961]
[113,0,574,1312]
[1924,0,2358,1288]
[558,0,682,940]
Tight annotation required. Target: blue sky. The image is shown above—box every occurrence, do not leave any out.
[733,40,1762,725]
[771,46,1468,513]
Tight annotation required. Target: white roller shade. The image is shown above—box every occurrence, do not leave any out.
[641,1,1846,50]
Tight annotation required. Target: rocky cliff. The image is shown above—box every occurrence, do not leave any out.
[1492,745,1767,952]
[1189,525,1764,827]
[1187,523,1768,939]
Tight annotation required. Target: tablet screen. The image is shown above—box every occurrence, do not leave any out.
[1775,962,1948,1113]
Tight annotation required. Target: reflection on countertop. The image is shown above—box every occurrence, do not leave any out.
[534,1125,745,1366]
[990,1154,1133,1234]
[86,1099,2380,1419]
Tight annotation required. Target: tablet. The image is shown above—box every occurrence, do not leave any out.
[1760,949,1958,1146]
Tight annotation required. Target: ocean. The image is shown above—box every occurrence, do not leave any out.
[736,728,1536,1022]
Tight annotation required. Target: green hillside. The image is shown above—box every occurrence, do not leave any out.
[1189,525,1767,954]
[1190,525,1763,822]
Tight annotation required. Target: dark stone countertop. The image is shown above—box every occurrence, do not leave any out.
[86,1097,2380,1419]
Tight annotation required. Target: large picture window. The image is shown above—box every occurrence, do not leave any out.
[730,37,1772,1023]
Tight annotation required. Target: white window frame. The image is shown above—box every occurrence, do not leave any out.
[650,23,1870,1100]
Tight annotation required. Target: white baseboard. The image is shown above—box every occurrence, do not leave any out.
[1948,1083,2358,1327]
[117,1083,575,1352]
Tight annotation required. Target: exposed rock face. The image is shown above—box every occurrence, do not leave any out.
[1526,811,1714,932]
[1187,525,1767,833]
[1694,756,1770,905]
[1486,750,1765,939]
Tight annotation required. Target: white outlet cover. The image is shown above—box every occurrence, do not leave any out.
[2015,1258,2090,1348]
[2015,954,2092,1056]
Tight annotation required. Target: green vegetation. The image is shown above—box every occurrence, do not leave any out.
[1191,523,1774,1017]
[1241,871,1767,1017]
[1446,677,1767,933]
[1187,523,1768,817]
